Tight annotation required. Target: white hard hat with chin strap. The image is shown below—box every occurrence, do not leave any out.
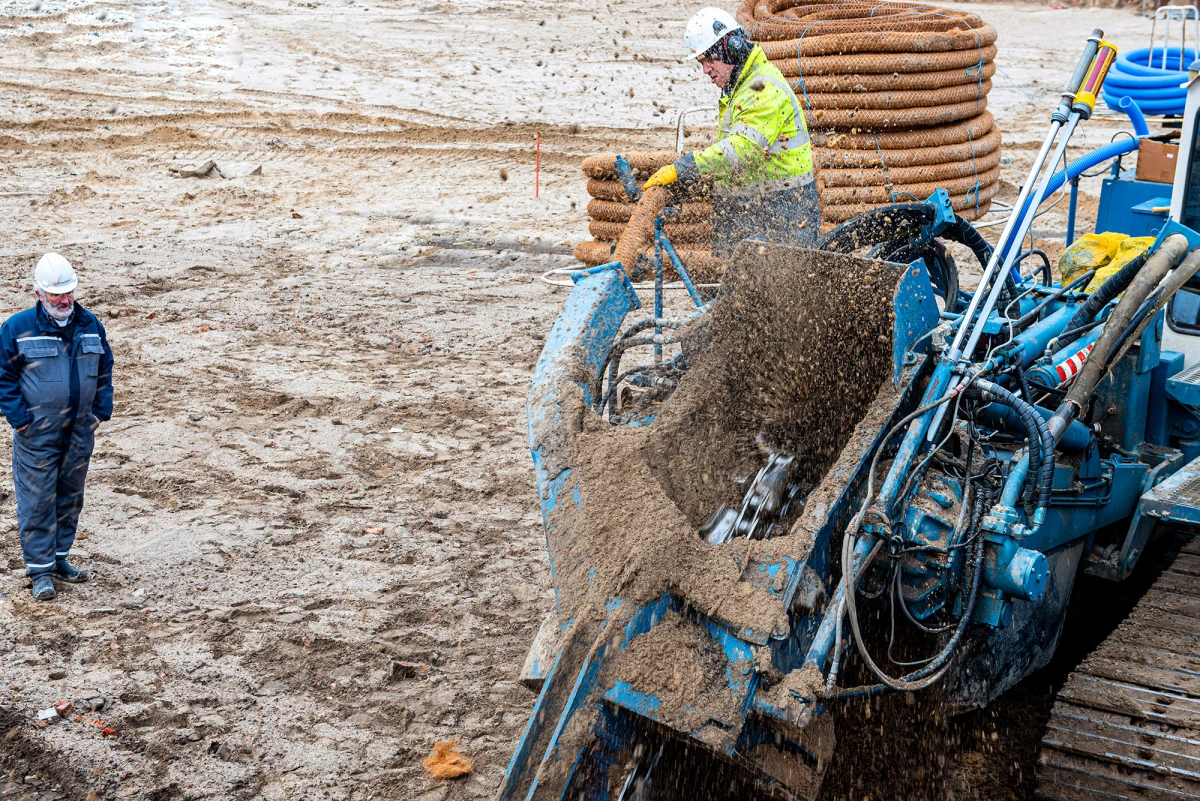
[684,7,742,61]
[34,252,78,295]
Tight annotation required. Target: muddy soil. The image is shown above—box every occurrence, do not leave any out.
[0,0,1174,799]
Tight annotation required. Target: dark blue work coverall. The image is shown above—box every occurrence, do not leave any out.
[0,303,113,577]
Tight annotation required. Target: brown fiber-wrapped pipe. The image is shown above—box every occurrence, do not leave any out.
[588,178,641,202]
[817,147,1001,187]
[589,220,713,244]
[748,25,997,55]
[806,97,987,130]
[581,152,680,179]
[587,198,712,223]
[800,79,989,111]
[818,163,999,205]
[814,126,1001,169]
[791,62,994,92]
[573,241,726,284]
[821,186,997,223]
[746,8,989,41]
[774,46,997,77]
[612,186,671,273]
[810,112,995,149]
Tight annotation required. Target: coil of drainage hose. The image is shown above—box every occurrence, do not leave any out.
[812,112,997,150]
[740,0,997,128]
[816,125,1002,169]
[819,147,1001,188]
[1101,47,1196,116]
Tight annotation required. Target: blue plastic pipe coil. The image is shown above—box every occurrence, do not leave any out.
[1101,46,1195,116]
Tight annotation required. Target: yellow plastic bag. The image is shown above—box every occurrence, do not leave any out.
[1083,236,1154,293]
[1058,232,1125,288]
[1058,232,1155,293]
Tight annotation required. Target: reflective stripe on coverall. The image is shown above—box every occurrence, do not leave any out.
[0,303,113,576]
[685,45,820,258]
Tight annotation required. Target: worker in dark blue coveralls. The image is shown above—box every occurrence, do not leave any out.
[0,253,113,601]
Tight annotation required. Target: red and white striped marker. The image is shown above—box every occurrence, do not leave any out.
[1055,342,1095,386]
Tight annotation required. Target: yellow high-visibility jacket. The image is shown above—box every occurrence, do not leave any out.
[688,45,815,187]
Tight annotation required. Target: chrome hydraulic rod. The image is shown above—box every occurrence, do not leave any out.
[944,29,1103,361]
[925,32,1105,441]
[976,38,1117,356]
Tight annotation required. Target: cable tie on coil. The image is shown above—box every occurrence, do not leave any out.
[791,21,826,113]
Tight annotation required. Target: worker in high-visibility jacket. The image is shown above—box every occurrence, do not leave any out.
[644,7,819,258]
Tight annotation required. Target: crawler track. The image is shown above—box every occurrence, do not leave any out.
[1037,538,1200,799]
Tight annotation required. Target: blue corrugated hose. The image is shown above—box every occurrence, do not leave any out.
[999,98,1148,263]
[1101,46,1195,116]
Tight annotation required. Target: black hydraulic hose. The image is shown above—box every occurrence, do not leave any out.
[816,203,992,275]
[1050,316,1107,355]
[816,203,934,253]
[1016,249,1053,284]
[1016,363,1035,410]
[971,379,1054,515]
[941,214,993,270]
[1065,251,1148,332]
[828,491,987,699]
[1112,288,1164,357]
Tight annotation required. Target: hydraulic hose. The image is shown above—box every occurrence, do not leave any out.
[838,490,987,695]
[970,380,1054,515]
[1048,234,1190,442]
[942,213,993,270]
[815,203,933,253]
[817,202,992,270]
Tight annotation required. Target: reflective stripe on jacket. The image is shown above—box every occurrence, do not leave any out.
[691,45,814,187]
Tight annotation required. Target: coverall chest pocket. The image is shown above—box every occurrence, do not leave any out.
[79,337,104,377]
[17,340,63,383]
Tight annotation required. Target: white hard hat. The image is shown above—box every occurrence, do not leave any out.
[34,252,78,295]
[684,7,742,60]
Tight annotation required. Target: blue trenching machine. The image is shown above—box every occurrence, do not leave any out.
[502,31,1200,801]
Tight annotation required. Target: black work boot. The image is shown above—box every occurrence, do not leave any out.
[54,559,89,584]
[31,574,56,601]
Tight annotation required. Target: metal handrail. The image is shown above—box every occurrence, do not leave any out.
[675,107,710,152]
[1149,5,1200,70]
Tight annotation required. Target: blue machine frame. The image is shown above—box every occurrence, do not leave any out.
[505,166,1200,799]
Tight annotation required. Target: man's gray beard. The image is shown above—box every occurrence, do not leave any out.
[40,298,72,322]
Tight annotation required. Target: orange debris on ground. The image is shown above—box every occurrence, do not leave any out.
[423,739,473,779]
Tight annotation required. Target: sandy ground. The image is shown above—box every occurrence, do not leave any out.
[0,0,1172,798]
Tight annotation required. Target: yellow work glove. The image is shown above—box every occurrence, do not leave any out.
[642,164,678,189]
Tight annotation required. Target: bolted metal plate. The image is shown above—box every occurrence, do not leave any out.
[1166,362,1200,407]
